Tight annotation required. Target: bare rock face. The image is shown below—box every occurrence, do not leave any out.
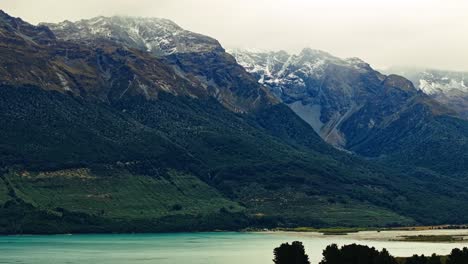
[43,16,278,112]
[42,16,223,56]
[0,10,56,45]
[0,11,214,102]
[230,49,463,167]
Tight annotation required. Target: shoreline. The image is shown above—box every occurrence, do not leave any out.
[3,226,468,243]
[260,229,468,243]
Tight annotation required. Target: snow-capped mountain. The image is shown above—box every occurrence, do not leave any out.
[230,48,371,102]
[43,16,276,112]
[42,16,223,56]
[230,48,388,146]
[230,49,456,153]
[387,67,468,118]
[418,71,467,95]
[387,68,468,94]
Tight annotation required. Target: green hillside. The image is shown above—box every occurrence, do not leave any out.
[0,167,245,234]
[3,84,468,233]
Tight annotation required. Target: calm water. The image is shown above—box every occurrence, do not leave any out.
[1,231,468,264]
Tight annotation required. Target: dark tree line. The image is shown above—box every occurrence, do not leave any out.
[405,254,441,264]
[319,244,396,264]
[273,242,468,264]
[447,247,468,264]
[273,241,310,264]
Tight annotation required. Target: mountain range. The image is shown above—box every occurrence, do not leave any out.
[1,10,468,234]
[230,49,468,175]
[386,67,468,119]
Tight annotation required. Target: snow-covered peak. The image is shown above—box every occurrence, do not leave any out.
[385,67,468,95]
[230,48,371,92]
[42,16,223,56]
[417,70,468,95]
[345,57,371,69]
[229,49,290,79]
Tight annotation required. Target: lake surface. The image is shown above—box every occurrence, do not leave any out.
[1,230,468,264]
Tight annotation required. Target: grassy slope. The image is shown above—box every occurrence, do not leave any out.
[0,168,246,234]
[8,169,243,219]
[234,184,413,227]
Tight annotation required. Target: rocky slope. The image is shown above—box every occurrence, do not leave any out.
[230,48,384,146]
[230,49,467,174]
[43,16,222,56]
[0,11,213,102]
[43,16,277,112]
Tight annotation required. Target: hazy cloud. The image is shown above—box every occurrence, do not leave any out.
[2,0,468,71]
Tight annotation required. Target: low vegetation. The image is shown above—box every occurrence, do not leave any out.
[274,242,468,264]
[274,227,370,235]
[397,235,465,242]
[0,168,246,234]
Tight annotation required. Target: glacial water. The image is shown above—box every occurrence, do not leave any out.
[1,230,468,264]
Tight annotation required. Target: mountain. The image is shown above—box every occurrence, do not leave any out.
[229,49,381,146]
[386,67,468,119]
[2,11,468,233]
[0,11,217,102]
[230,49,468,175]
[42,16,277,113]
[42,16,222,56]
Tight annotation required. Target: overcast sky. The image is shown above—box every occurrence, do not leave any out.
[2,0,468,71]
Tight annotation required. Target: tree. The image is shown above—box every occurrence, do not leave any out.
[447,247,468,264]
[320,244,397,264]
[375,248,397,264]
[273,241,310,264]
[427,254,442,264]
[406,254,427,264]
[320,244,341,264]
[340,244,380,264]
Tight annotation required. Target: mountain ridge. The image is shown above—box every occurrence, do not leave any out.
[42,15,278,113]
[230,48,466,175]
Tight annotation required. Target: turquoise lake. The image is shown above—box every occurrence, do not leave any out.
[1,231,468,264]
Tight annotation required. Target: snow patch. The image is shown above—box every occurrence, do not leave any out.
[56,72,72,91]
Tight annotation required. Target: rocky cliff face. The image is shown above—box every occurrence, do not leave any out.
[231,49,467,175]
[230,49,438,146]
[0,11,211,103]
[43,16,277,112]
[43,16,223,56]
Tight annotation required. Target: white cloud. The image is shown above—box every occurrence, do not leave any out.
[2,0,468,71]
